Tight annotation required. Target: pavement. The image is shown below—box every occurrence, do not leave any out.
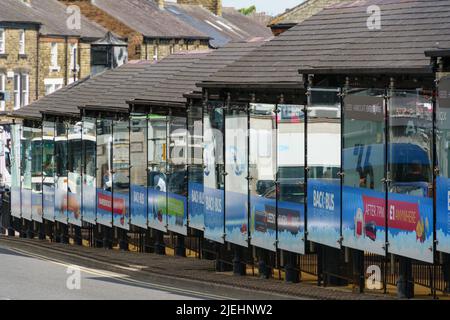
[0,235,392,300]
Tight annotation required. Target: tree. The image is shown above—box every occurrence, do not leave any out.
[238,5,256,16]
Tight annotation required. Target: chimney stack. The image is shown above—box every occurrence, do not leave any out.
[176,1,222,16]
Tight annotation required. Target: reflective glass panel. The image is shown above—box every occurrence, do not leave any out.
[21,126,32,221]
[31,127,43,223]
[11,124,21,218]
[54,121,68,224]
[82,117,96,224]
[96,118,113,227]
[67,122,82,226]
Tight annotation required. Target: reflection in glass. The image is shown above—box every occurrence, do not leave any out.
[11,124,22,218]
[249,103,277,251]
[188,105,205,231]
[54,121,68,224]
[277,104,305,254]
[112,119,130,230]
[387,89,434,263]
[203,103,225,243]
[96,118,113,227]
[42,121,55,221]
[21,126,32,221]
[148,114,168,232]
[82,117,96,224]
[225,106,248,247]
[67,122,82,226]
[437,77,450,254]
[342,88,386,255]
[31,127,43,223]
[307,88,341,250]
[130,114,148,229]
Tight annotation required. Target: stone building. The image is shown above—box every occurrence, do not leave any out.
[0,0,108,112]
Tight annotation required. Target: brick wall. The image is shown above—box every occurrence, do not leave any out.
[142,39,210,61]
[0,27,39,112]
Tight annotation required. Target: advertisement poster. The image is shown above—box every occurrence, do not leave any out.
[387,193,433,263]
[250,195,277,251]
[82,175,96,225]
[437,177,450,253]
[307,179,341,249]
[96,189,112,227]
[130,184,148,229]
[68,173,82,227]
[148,189,167,232]
[31,190,43,223]
[11,125,21,218]
[21,188,32,221]
[342,186,386,255]
[167,193,187,236]
[54,177,68,224]
[277,199,305,254]
[225,113,248,247]
[113,192,130,230]
[43,184,55,222]
[204,187,224,243]
[188,182,204,231]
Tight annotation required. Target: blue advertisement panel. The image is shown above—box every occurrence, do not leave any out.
[113,192,130,230]
[130,184,148,229]
[43,184,55,221]
[437,177,450,253]
[307,179,341,249]
[250,195,276,251]
[148,189,167,232]
[188,182,204,231]
[387,192,433,263]
[204,186,224,243]
[277,199,305,254]
[225,190,248,246]
[82,175,96,225]
[167,193,187,236]
[96,188,112,227]
[342,186,386,255]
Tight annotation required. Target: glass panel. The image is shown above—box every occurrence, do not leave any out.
[11,124,22,218]
[437,77,450,254]
[21,126,32,221]
[67,122,82,226]
[96,119,113,227]
[306,88,341,250]
[112,119,130,230]
[277,104,306,254]
[148,114,168,232]
[188,105,205,231]
[130,114,148,229]
[31,127,43,223]
[54,121,68,224]
[225,106,248,247]
[342,88,386,255]
[82,117,96,225]
[203,102,225,243]
[387,89,434,263]
[42,121,55,221]
[249,103,277,251]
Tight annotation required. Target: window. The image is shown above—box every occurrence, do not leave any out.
[50,43,59,70]
[0,73,5,111]
[44,78,63,95]
[153,46,158,61]
[18,30,25,55]
[0,29,5,54]
[14,73,29,109]
[69,43,78,72]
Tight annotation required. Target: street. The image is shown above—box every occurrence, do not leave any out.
[0,246,208,300]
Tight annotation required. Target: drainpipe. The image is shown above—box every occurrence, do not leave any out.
[35,28,40,101]
[64,36,68,86]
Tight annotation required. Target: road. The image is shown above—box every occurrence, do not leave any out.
[0,246,210,300]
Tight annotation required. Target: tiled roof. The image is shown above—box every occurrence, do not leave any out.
[134,41,265,105]
[91,0,209,39]
[164,3,272,47]
[0,0,107,38]
[202,0,450,86]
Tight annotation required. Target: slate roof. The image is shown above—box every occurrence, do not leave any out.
[85,51,211,110]
[91,0,209,39]
[12,61,153,120]
[133,41,265,105]
[164,3,272,48]
[202,0,450,87]
[0,0,107,39]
